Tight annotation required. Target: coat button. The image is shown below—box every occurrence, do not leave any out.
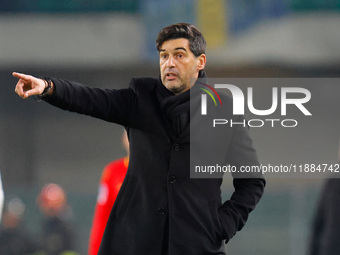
[173,144,180,151]
[169,175,176,184]
[158,208,167,215]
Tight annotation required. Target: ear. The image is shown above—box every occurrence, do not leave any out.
[197,54,206,71]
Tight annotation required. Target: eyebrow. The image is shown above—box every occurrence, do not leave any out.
[174,47,187,52]
[159,47,188,52]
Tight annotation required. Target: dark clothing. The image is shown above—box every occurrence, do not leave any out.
[45,73,265,255]
[40,216,76,255]
[0,225,37,255]
[308,178,340,255]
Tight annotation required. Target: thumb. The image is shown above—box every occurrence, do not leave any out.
[24,87,43,98]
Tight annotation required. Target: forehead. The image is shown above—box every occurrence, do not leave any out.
[159,38,190,52]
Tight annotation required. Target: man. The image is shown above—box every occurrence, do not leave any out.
[0,197,38,255]
[37,183,78,255]
[13,23,265,254]
[307,142,340,255]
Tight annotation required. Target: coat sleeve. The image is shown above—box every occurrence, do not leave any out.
[44,77,137,126]
[218,115,266,243]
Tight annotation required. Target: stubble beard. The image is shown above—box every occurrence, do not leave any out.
[167,83,187,94]
[162,75,185,95]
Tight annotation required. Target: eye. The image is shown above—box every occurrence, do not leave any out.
[177,53,184,58]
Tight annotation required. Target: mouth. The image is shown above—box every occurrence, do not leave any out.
[165,72,178,81]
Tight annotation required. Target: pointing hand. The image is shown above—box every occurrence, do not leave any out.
[13,72,46,99]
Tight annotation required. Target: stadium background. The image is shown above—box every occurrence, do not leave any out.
[1,0,340,254]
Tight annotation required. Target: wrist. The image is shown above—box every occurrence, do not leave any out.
[38,78,53,99]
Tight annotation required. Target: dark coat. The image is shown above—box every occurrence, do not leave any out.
[46,74,265,255]
[308,178,340,255]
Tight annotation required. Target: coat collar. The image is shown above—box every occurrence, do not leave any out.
[156,71,207,142]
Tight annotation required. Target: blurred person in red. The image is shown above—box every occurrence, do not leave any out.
[37,183,78,255]
[88,130,129,255]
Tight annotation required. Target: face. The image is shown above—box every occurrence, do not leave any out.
[159,38,206,95]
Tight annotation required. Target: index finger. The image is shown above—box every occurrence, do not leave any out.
[12,72,31,81]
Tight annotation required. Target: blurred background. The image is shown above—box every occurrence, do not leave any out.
[1,0,340,254]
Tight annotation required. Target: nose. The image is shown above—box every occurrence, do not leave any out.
[166,56,175,67]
